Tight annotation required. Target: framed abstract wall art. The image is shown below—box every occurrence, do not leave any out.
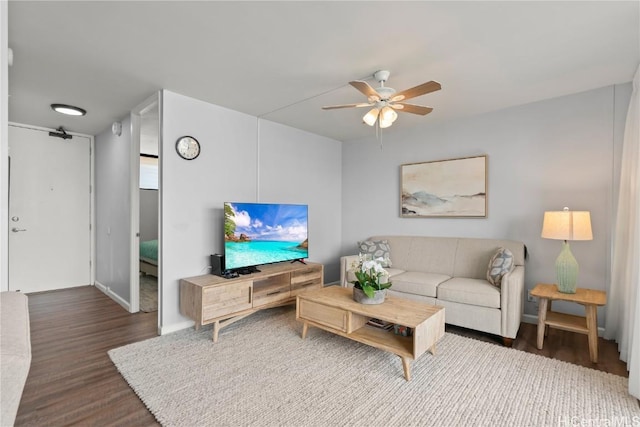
[401,155,487,218]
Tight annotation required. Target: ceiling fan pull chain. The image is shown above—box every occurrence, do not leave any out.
[376,119,383,150]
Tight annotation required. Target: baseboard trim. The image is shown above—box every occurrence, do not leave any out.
[522,314,605,337]
[160,320,194,336]
[94,281,131,312]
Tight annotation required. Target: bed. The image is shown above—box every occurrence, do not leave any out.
[139,239,158,277]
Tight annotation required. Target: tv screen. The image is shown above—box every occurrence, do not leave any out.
[224,202,308,271]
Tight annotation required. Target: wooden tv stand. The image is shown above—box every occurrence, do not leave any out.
[180,262,324,342]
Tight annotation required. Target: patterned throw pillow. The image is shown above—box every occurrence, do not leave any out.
[358,240,392,267]
[487,247,515,287]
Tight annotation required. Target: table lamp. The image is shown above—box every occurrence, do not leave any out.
[541,207,593,293]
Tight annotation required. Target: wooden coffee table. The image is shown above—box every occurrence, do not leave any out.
[296,286,445,381]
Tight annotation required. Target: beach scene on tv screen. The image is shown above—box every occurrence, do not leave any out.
[224,202,308,269]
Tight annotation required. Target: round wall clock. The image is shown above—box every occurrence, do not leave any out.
[175,136,200,160]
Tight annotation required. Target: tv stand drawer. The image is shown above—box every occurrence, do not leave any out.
[253,274,291,307]
[202,280,252,321]
[292,266,323,286]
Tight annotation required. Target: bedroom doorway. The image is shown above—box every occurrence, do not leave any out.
[130,93,161,318]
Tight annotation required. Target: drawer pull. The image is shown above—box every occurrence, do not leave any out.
[266,291,281,296]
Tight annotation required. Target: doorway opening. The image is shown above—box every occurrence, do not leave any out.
[130,93,161,326]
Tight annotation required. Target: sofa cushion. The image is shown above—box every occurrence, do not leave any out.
[437,277,501,308]
[358,239,392,267]
[391,271,451,298]
[384,268,405,279]
[453,239,525,279]
[404,237,458,275]
[486,247,515,287]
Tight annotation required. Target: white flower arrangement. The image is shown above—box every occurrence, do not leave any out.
[351,254,392,298]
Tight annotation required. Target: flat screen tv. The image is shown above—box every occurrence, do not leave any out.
[224,202,308,272]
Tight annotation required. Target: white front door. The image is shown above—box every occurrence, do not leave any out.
[8,125,91,292]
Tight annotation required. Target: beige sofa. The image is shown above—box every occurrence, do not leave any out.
[1,292,32,426]
[340,236,525,346]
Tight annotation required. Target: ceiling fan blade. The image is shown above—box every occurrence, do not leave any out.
[322,103,371,110]
[392,103,434,115]
[349,80,381,102]
[391,81,441,102]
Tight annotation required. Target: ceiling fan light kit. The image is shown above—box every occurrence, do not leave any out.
[363,108,379,126]
[323,70,441,130]
[379,106,398,125]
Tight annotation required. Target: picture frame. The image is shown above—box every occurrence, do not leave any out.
[400,155,487,218]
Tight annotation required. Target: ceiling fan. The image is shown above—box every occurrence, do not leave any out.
[322,70,441,128]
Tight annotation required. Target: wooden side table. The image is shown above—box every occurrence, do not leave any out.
[530,283,607,363]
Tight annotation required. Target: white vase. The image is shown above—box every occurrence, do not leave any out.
[353,288,387,305]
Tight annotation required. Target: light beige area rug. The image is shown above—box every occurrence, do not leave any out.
[109,306,639,427]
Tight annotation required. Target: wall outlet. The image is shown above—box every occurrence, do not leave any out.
[527,290,535,303]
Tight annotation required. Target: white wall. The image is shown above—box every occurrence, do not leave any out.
[160,90,342,333]
[95,115,132,302]
[161,91,257,331]
[0,1,8,291]
[342,84,631,325]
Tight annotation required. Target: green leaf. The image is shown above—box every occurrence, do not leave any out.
[362,284,375,298]
[380,282,392,290]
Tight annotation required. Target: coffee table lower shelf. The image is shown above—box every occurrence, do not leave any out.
[296,286,445,381]
[301,319,415,359]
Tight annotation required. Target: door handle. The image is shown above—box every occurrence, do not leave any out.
[11,228,27,232]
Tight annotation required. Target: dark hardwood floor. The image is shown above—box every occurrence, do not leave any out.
[15,286,159,426]
[447,324,629,377]
[15,286,629,426]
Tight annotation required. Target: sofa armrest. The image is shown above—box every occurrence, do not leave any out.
[1,292,32,427]
[340,255,360,287]
[500,265,525,339]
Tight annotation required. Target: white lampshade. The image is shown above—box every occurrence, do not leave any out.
[379,119,392,128]
[541,208,593,241]
[380,106,398,123]
[363,108,379,126]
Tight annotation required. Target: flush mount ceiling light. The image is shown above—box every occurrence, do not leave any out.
[322,70,441,129]
[51,103,86,116]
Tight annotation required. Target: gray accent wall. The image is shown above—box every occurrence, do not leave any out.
[257,120,342,281]
[95,115,132,302]
[341,84,632,324]
[160,90,342,332]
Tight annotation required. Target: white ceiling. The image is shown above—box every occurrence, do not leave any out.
[7,1,639,142]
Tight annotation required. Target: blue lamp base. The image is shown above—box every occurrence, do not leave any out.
[555,241,578,293]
